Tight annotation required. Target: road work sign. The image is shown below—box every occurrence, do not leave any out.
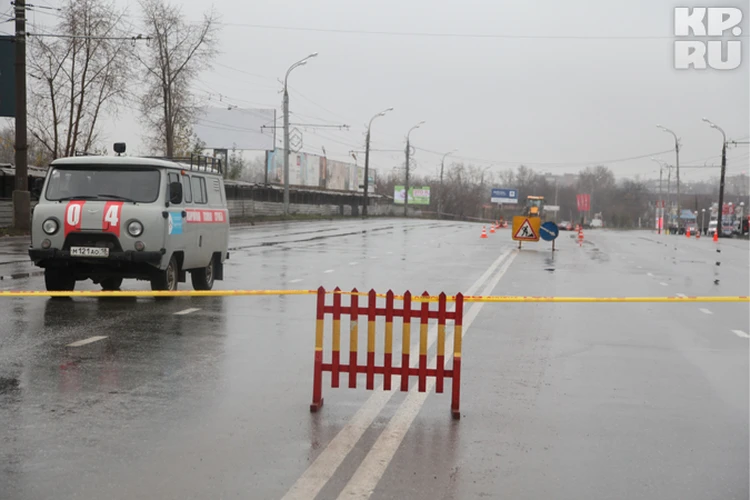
[512,216,540,241]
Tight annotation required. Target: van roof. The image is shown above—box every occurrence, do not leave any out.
[50,155,223,175]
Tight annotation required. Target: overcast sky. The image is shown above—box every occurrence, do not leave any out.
[3,0,749,183]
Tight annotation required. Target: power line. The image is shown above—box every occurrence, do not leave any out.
[217,22,737,40]
[414,146,676,168]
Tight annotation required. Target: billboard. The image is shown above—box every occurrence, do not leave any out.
[576,193,591,212]
[192,107,276,151]
[394,186,430,205]
[0,36,15,118]
[265,149,372,193]
[491,188,518,204]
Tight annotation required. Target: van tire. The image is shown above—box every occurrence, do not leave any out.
[45,269,75,292]
[151,256,179,292]
[191,257,215,291]
[101,277,123,291]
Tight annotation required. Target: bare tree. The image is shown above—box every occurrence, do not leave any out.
[137,0,218,157]
[27,0,133,159]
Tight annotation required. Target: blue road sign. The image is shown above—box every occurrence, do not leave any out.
[490,188,518,204]
[540,221,559,242]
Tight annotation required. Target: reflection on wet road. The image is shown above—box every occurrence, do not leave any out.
[0,220,748,500]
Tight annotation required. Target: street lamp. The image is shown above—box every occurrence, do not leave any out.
[404,121,424,217]
[363,107,393,216]
[701,208,706,235]
[657,125,681,231]
[438,149,457,218]
[283,52,318,215]
[702,117,728,238]
[650,157,669,234]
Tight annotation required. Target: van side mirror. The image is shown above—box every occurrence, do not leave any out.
[169,181,183,204]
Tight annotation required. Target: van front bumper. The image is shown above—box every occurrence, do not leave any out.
[29,248,163,265]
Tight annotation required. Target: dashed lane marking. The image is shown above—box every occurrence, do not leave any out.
[349,262,358,266]
[699,308,713,315]
[676,293,687,298]
[67,336,108,347]
[659,282,668,286]
[732,330,750,339]
[647,272,654,277]
[289,279,304,284]
[174,308,201,315]
[324,269,335,274]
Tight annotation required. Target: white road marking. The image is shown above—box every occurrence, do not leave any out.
[174,308,201,315]
[732,330,750,339]
[281,248,518,500]
[659,282,668,286]
[288,279,304,284]
[324,269,334,274]
[699,308,713,315]
[336,246,518,499]
[647,272,654,277]
[67,336,108,347]
[637,266,643,269]
[676,293,687,298]
[349,262,358,266]
[386,251,393,255]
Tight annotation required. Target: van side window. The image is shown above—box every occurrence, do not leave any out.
[168,172,179,185]
[192,176,207,204]
[183,175,192,203]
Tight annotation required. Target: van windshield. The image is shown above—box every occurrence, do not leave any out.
[45,167,161,203]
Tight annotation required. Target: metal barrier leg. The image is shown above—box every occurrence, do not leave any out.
[451,293,464,420]
[311,287,326,412]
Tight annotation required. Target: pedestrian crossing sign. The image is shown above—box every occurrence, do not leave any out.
[512,216,540,241]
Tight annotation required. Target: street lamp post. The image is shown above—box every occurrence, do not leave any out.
[701,208,706,235]
[404,121,424,217]
[702,118,728,238]
[363,107,393,217]
[439,149,457,218]
[651,157,668,234]
[283,52,318,215]
[657,125,681,231]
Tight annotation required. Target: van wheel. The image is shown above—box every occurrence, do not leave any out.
[45,269,75,292]
[151,256,178,292]
[101,277,123,291]
[191,257,215,291]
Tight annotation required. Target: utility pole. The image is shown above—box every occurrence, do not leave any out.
[439,149,456,219]
[282,53,318,215]
[404,121,424,217]
[13,0,29,230]
[363,107,393,217]
[703,118,728,238]
[404,138,410,217]
[658,125,680,232]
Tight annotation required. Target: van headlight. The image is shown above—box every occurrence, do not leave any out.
[127,220,144,237]
[43,218,59,235]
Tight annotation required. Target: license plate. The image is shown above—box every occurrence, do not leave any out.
[70,246,110,258]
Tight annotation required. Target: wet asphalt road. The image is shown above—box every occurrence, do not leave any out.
[0,220,748,500]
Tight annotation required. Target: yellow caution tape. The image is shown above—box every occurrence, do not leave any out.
[0,289,746,303]
[0,289,317,298]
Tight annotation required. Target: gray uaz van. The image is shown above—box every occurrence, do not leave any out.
[29,146,230,292]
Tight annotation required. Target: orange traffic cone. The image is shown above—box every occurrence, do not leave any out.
[490,225,496,234]
[713,231,718,242]
[686,228,691,238]
[696,230,700,239]
[481,226,488,239]
[577,228,584,247]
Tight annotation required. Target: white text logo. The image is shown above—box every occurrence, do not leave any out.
[674,7,743,70]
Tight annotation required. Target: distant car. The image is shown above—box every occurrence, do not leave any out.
[559,221,573,231]
[685,224,697,234]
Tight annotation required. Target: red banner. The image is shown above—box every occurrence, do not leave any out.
[576,194,590,212]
